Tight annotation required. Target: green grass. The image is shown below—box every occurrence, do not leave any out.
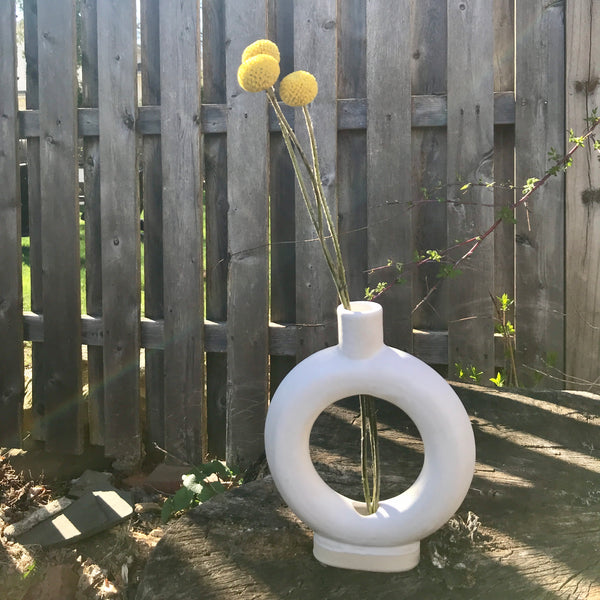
[22,220,145,314]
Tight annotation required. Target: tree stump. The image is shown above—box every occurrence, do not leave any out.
[137,384,600,599]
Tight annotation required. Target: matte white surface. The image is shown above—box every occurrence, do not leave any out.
[265,302,476,571]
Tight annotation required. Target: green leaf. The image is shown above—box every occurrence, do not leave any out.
[490,372,505,388]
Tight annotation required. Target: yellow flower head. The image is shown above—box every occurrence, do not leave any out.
[279,71,318,107]
[242,39,280,64]
[237,54,280,93]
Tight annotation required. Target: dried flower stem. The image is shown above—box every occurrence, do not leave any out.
[267,88,379,513]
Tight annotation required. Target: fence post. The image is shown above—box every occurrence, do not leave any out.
[565,0,600,391]
[225,0,270,470]
[515,0,565,387]
[0,0,24,448]
[446,1,495,383]
[38,0,83,453]
[97,0,141,465]
[160,0,205,463]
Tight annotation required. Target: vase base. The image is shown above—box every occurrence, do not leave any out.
[313,534,420,572]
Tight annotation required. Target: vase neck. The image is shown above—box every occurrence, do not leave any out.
[337,302,384,359]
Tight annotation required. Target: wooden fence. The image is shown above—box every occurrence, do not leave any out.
[0,0,598,469]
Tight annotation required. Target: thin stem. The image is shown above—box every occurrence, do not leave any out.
[302,106,351,309]
[266,91,348,305]
[360,396,373,513]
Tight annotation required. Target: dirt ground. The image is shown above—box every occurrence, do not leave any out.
[0,453,166,600]
[1,344,167,599]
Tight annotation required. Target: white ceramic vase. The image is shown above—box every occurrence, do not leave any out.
[264,301,476,572]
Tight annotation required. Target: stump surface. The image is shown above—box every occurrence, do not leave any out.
[137,383,600,599]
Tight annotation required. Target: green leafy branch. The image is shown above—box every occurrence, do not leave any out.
[161,460,242,523]
[366,110,600,309]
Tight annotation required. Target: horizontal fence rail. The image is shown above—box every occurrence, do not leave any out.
[1,0,598,469]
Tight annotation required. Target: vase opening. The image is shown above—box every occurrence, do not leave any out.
[308,395,425,509]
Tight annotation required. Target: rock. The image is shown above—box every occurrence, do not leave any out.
[68,469,115,498]
[21,563,79,600]
[142,463,190,494]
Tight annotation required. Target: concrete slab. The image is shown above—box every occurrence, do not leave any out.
[16,489,133,548]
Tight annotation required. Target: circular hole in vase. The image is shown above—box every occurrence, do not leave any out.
[309,396,425,506]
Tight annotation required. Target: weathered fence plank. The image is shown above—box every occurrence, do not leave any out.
[225,0,270,469]
[0,0,24,448]
[160,0,205,464]
[268,0,297,399]
[493,0,515,313]
[565,0,600,391]
[410,0,448,335]
[294,0,339,358]
[515,0,565,387]
[446,0,495,382]
[203,0,228,458]
[366,0,412,350]
[38,0,83,453]
[9,2,598,461]
[97,0,141,464]
[80,0,104,446]
[23,0,45,441]
[337,0,367,302]
[141,0,165,452]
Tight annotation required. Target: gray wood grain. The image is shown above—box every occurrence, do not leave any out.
[338,0,367,302]
[140,0,165,452]
[565,0,600,391]
[0,0,24,448]
[268,0,297,401]
[225,0,270,469]
[203,0,228,459]
[367,0,413,351]
[160,0,205,464]
[410,0,448,333]
[294,0,339,359]
[515,0,565,387]
[97,0,141,464]
[446,0,495,382]
[24,312,454,367]
[80,0,104,447]
[18,94,517,139]
[492,0,515,324]
[23,0,45,442]
[38,0,83,453]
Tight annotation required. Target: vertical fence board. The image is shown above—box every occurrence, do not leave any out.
[410,0,448,335]
[160,0,205,463]
[446,1,495,382]
[80,0,104,445]
[97,0,141,463]
[225,0,270,469]
[38,0,83,453]
[515,0,565,387]
[492,0,515,316]
[23,0,45,440]
[204,0,228,458]
[366,0,412,350]
[565,0,600,391]
[268,0,297,396]
[141,0,165,451]
[294,0,339,359]
[0,0,24,447]
[337,0,367,302]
